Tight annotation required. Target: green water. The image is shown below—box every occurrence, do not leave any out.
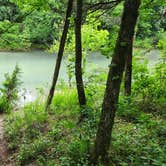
[0,50,159,102]
[0,50,109,91]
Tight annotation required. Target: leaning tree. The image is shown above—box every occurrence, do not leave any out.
[46,0,74,111]
[90,0,141,165]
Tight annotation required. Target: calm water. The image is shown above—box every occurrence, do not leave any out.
[0,51,109,99]
[0,50,159,102]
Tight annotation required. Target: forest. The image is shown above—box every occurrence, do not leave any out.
[0,0,166,165]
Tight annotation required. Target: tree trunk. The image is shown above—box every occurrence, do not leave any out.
[90,0,141,165]
[124,25,138,96]
[46,0,74,111]
[124,44,132,96]
[75,0,86,106]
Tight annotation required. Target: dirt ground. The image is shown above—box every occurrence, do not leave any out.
[0,115,14,166]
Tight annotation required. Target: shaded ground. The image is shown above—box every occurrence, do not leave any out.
[0,115,13,166]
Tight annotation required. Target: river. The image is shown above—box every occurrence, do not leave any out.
[0,50,160,103]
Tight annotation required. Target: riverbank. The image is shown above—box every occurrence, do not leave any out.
[0,49,161,104]
[0,50,110,96]
[0,53,165,165]
[0,114,15,166]
[3,84,166,165]
[0,46,154,52]
[0,115,5,164]
[0,47,46,52]
[0,44,49,52]
[0,115,8,165]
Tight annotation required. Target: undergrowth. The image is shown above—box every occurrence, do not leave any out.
[4,61,166,166]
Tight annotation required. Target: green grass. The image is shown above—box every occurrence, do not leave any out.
[4,62,166,165]
[4,88,165,166]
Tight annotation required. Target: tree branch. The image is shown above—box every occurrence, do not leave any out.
[86,0,122,12]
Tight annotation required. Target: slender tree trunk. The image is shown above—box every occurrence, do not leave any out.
[90,0,141,165]
[46,0,74,111]
[75,0,86,106]
[124,44,132,96]
[124,25,138,96]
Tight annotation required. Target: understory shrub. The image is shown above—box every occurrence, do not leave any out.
[0,65,22,113]
[3,59,166,165]
[110,119,166,165]
[132,60,166,115]
[0,21,31,50]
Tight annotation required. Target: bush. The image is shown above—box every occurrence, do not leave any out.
[0,65,22,113]
[16,137,52,165]
[132,60,166,114]
[5,101,48,150]
[158,32,166,58]
[117,97,141,122]
[110,119,166,165]
[51,89,79,113]
[134,38,154,49]
[67,139,89,166]
[0,21,31,50]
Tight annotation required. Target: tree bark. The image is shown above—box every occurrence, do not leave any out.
[90,0,141,165]
[124,43,132,96]
[46,0,74,111]
[75,0,86,106]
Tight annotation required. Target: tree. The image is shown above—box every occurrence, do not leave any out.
[75,0,86,106]
[90,0,141,165]
[45,0,74,111]
[136,0,166,39]
[124,44,132,96]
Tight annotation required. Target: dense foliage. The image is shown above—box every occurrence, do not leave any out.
[0,65,22,113]
[0,0,165,51]
[0,0,165,165]
[4,60,166,165]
